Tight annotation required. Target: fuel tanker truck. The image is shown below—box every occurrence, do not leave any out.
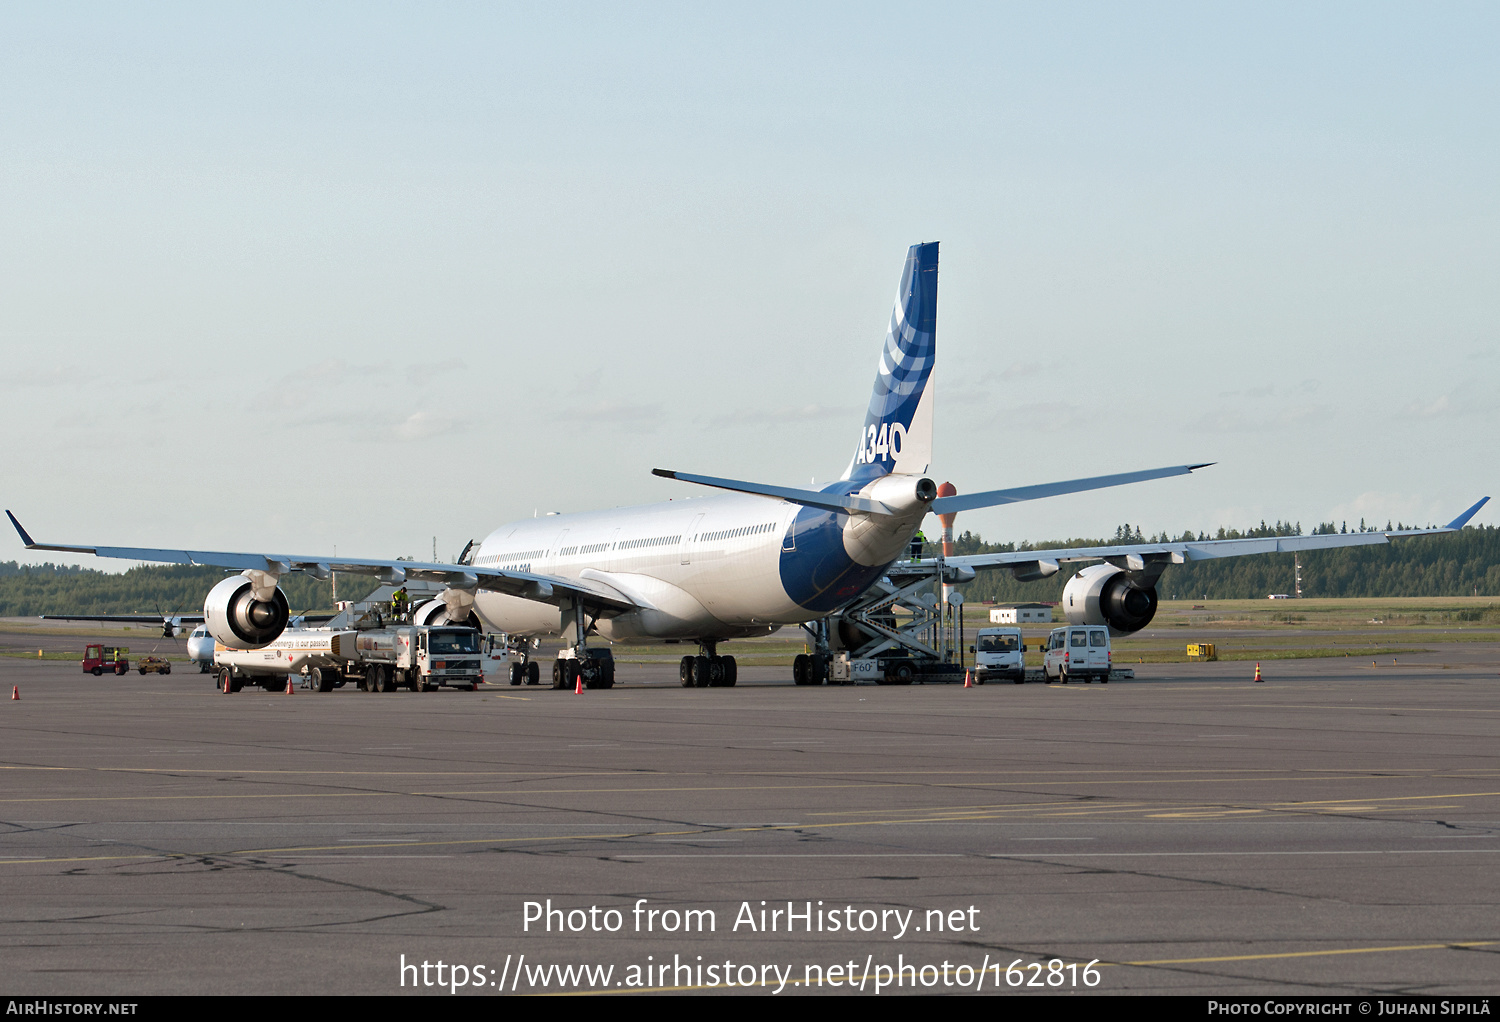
[213,613,485,693]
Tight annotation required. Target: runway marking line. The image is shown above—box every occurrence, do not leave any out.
[553,941,1500,995]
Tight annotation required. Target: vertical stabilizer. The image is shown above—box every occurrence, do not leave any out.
[842,242,938,482]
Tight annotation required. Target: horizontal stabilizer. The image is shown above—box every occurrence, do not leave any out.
[652,469,897,516]
[931,464,1213,514]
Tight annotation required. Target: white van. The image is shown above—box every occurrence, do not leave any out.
[970,627,1026,684]
[1043,626,1112,683]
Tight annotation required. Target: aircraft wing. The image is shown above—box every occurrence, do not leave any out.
[40,614,205,625]
[6,511,643,615]
[927,497,1490,580]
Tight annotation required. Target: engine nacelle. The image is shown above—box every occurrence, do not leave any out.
[412,597,482,631]
[1061,563,1159,636]
[204,574,290,649]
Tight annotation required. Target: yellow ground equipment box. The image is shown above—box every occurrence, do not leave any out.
[1187,643,1218,661]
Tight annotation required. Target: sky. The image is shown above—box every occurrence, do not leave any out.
[2,2,1495,570]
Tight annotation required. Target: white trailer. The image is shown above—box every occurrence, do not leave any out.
[214,623,484,693]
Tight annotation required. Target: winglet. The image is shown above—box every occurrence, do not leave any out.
[1445,496,1490,531]
[6,511,36,548]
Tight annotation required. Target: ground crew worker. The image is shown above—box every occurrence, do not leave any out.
[392,587,409,619]
[910,531,927,562]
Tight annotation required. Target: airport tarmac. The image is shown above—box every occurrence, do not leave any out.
[1,625,1497,996]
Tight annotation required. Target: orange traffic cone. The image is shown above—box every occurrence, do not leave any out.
[285,677,294,695]
[963,669,972,689]
[574,670,584,695]
[10,686,17,700]
[1253,662,1263,683]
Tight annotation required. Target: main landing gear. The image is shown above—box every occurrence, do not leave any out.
[678,644,737,688]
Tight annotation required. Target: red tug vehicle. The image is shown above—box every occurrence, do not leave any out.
[82,645,129,676]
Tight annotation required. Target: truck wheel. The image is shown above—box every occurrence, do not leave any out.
[115,665,126,676]
[139,668,147,675]
[92,667,103,676]
[526,661,540,686]
[1060,670,1069,684]
[366,666,383,693]
[163,665,171,675]
[892,663,915,685]
[408,672,422,693]
[1013,671,1024,685]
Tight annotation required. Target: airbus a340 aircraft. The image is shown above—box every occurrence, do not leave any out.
[7,242,1487,690]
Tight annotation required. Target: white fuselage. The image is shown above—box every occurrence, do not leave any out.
[469,488,926,644]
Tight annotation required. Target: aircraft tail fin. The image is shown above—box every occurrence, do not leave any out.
[842,241,938,482]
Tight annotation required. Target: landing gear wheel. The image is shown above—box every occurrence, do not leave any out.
[707,657,726,687]
[526,661,540,686]
[692,655,711,688]
[552,661,564,690]
[722,656,737,687]
[509,663,523,686]
[680,656,695,688]
[792,653,810,686]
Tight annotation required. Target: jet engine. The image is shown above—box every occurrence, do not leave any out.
[412,597,482,631]
[1060,563,1159,636]
[203,573,290,649]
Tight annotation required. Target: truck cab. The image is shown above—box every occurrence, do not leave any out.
[1043,626,1112,683]
[971,627,1026,684]
[82,645,129,676]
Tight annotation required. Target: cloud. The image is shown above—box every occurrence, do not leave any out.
[392,411,463,441]
[1326,492,1443,529]
[569,401,665,425]
[709,403,848,427]
[1400,395,1452,419]
[6,364,102,388]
